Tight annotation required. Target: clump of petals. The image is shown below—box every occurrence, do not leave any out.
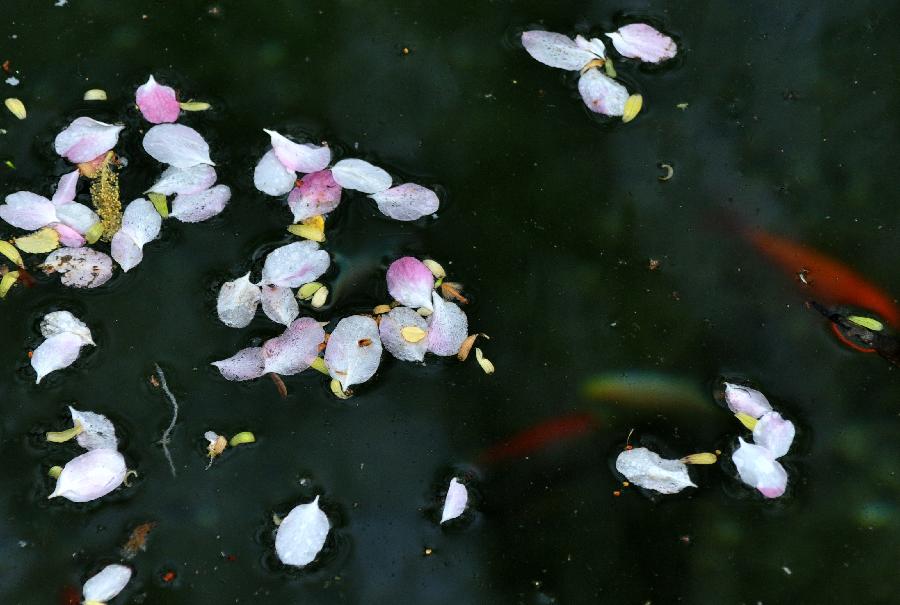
[136,75,180,123]
[32,310,94,383]
[732,438,788,498]
[615,447,696,494]
[605,23,677,64]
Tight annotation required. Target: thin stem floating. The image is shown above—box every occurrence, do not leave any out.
[154,363,179,477]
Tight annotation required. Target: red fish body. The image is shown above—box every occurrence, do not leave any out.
[480,412,598,465]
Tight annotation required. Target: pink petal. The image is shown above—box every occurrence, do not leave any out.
[606,23,677,63]
[31,332,85,383]
[370,183,439,221]
[120,198,162,246]
[49,448,126,502]
[324,315,382,391]
[331,159,392,194]
[170,184,231,222]
[578,69,629,116]
[732,438,788,498]
[253,149,296,196]
[386,256,435,310]
[212,346,266,381]
[55,202,100,234]
[52,223,86,247]
[262,316,326,376]
[379,307,428,362]
[142,123,214,168]
[54,117,124,163]
[43,247,113,288]
[135,75,180,123]
[0,191,57,230]
[440,478,469,523]
[724,383,773,419]
[110,232,143,273]
[260,241,330,288]
[753,411,796,458]
[521,30,597,71]
[287,170,342,221]
[264,129,331,173]
[51,170,80,205]
[260,284,300,326]
[426,292,468,356]
[82,564,132,603]
[217,273,261,328]
[147,163,217,196]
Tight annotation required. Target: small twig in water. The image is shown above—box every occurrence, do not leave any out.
[154,363,179,477]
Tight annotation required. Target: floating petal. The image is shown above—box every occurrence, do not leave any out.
[331,159,392,194]
[217,273,261,329]
[40,310,94,345]
[615,447,696,494]
[147,164,217,196]
[170,184,231,222]
[578,69,629,116]
[53,223,86,247]
[43,247,113,288]
[14,227,59,253]
[212,346,266,381]
[31,332,86,383]
[262,316,326,375]
[606,23,677,64]
[135,75,180,123]
[56,202,101,234]
[379,307,429,362]
[387,256,435,310]
[69,407,117,451]
[371,183,439,221]
[324,315,382,391]
[574,35,607,59]
[253,149,296,196]
[120,198,162,246]
[0,191,57,230]
[724,383,772,419]
[426,292,468,356]
[49,448,126,502]
[51,170,80,205]
[521,30,598,71]
[275,496,330,567]
[753,411,795,458]
[82,564,132,603]
[732,437,788,498]
[142,123,214,168]
[260,285,300,326]
[260,241,330,288]
[54,117,123,163]
[287,170,342,221]
[110,232,142,272]
[264,129,331,173]
[440,478,468,524]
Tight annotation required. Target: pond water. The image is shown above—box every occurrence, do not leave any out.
[2,0,899,603]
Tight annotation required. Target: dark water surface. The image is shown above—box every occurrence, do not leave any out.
[2,1,900,603]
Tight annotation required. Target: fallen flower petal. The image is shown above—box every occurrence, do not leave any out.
[753,411,795,458]
[521,30,598,71]
[379,307,429,362]
[49,448,126,502]
[606,23,677,64]
[732,437,788,498]
[275,496,330,567]
[212,346,266,381]
[0,240,24,267]
[324,315,382,391]
[264,129,331,173]
[111,198,162,272]
[53,223,86,247]
[69,406,117,451]
[54,117,123,163]
[40,310,94,345]
[331,158,392,194]
[574,34,607,59]
[135,75,180,124]
[43,247,113,288]
[440,478,468,523]
[51,170,80,205]
[426,292,468,356]
[622,93,643,123]
[142,123,214,168]
[0,270,19,298]
[147,163,217,196]
[82,564,132,604]
[0,191,58,230]
[260,240,330,288]
[4,97,26,119]
[217,272,262,328]
[724,383,773,419]
[262,316,326,375]
[14,227,60,253]
[170,184,231,222]
[31,332,87,383]
[578,68,629,116]
[615,447,696,494]
[260,285,300,326]
[387,256,435,310]
[110,232,142,273]
[253,149,296,196]
[370,183,439,221]
[287,170,342,221]
[55,202,101,234]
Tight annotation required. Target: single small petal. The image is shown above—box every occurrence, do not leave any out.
[253,149,296,196]
[287,170,342,221]
[262,316,326,375]
[43,247,113,288]
[135,75,180,124]
[260,285,300,326]
[49,448,126,502]
[54,117,123,163]
[13,227,60,253]
[170,184,231,222]
[724,383,773,419]
[732,438,788,498]
[331,159,392,194]
[324,315,382,391]
[110,231,143,272]
[379,307,429,362]
[753,411,796,458]
[147,164,217,196]
[120,198,162,246]
[521,30,597,71]
[605,23,677,64]
[55,202,101,234]
[426,292,468,356]
[264,129,331,173]
[370,183,439,221]
[82,564,132,603]
[275,496,330,567]
[212,346,266,381]
[142,123,214,168]
[51,170,80,205]
[440,478,468,524]
[69,406,117,451]
[31,332,85,383]
[217,273,261,329]
[578,68,629,116]
[52,223,86,247]
[574,35,607,59]
[0,191,58,230]
[260,241,330,288]
[386,257,435,310]
[40,310,94,345]
[615,447,697,494]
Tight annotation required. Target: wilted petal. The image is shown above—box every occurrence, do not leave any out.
[753,411,795,458]
[70,406,117,451]
[147,163,217,196]
[135,75,180,123]
[55,202,101,234]
[287,170,342,221]
[732,438,788,498]
[440,478,468,524]
[31,333,85,383]
[260,241,330,288]
[262,316,326,375]
[260,285,300,327]
[615,447,696,494]
[82,564,132,603]
[43,247,113,288]
[51,170,80,205]
[49,448,126,502]
[379,307,428,362]
[386,256,435,310]
[331,159,392,194]
[521,30,597,71]
[724,383,773,419]
[212,346,266,381]
[0,191,57,230]
[253,149,296,196]
[170,184,231,222]
[371,183,439,221]
[574,35,607,59]
[54,117,123,163]
[264,129,331,173]
[53,223,86,247]
[217,272,261,328]
[110,231,143,272]
[578,69,629,116]
[426,292,468,356]
[275,496,330,567]
[40,310,94,345]
[142,123,214,168]
[324,315,382,391]
[606,23,677,63]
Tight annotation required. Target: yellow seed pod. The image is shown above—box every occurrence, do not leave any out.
[416,307,433,317]
[310,357,330,375]
[148,192,169,218]
[229,432,256,447]
[0,271,19,299]
[0,241,24,267]
[457,333,479,361]
[622,94,643,123]
[734,412,758,431]
[330,378,351,399]
[297,282,323,300]
[83,89,108,101]
[14,227,60,254]
[422,259,446,279]
[400,326,427,343]
[48,466,63,479]
[287,223,325,242]
[303,214,325,231]
[847,315,884,332]
[475,348,495,374]
[680,452,718,465]
[310,286,329,308]
[4,97,26,119]
[179,101,211,111]
[46,422,83,443]
[373,304,392,315]
[84,222,104,245]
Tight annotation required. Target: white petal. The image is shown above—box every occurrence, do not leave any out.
[43,247,114,288]
[521,30,597,70]
[253,149,296,196]
[51,170,80,205]
[370,183,439,221]
[260,241,330,288]
[147,164,217,196]
[264,129,332,173]
[260,285,300,326]
[275,496,330,567]
[324,315,382,391]
[605,23,677,64]
[170,184,231,222]
[40,310,93,345]
[732,438,788,498]
[379,307,428,362]
[753,411,796,458]
[615,447,696,494]
[578,69,629,116]
[82,564,132,603]
[142,123,214,168]
[55,202,100,234]
[217,273,262,328]
[49,448,126,502]
[426,292,468,356]
[69,406,118,451]
[331,159,392,194]
[31,333,85,383]
[53,117,123,163]
[121,198,162,246]
[574,35,607,59]
[262,316,326,376]
[110,232,143,272]
[440,478,468,523]
[0,191,58,230]
[724,383,773,419]
[211,346,266,381]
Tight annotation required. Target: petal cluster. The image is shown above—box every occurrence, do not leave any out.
[31,310,95,383]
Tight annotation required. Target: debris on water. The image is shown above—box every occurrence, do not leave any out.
[676,102,689,110]
[4,97,25,119]
[89,153,123,240]
[5,77,20,86]
[658,163,674,181]
[475,347,495,374]
[269,372,288,397]
[622,94,643,123]
[154,363,180,478]
[648,258,661,271]
[615,446,697,494]
[440,477,468,524]
[83,89,107,101]
[121,521,157,559]
[229,431,255,447]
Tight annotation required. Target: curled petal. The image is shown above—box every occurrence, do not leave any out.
[264,129,331,173]
[31,332,86,383]
[426,292,468,356]
[142,123,214,168]
[370,183,439,221]
[574,35,606,59]
[724,383,773,419]
[69,406,117,451]
[615,447,696,494]
[51,170,80,205]
[288,170,342,221]
[147,164,217,196]
[753,411,795,458]
[170,184,231,222]
[379,307,429,362]
[606,23,677,63]
[53,223,86,247]
[262,316,326,375]
[54,117,123,163]
[49,448,126,502]
[135,75,180,123]
[732,438,788,498]
[324,315,382,391]
[331,159,392,194]
[260,241,330,288]
[275,496,330,567]
[43,247,114,288]
[260,285,300,327]
[110,231,143,272]
[0,191,57,230]
[440,478,468,524]
[55,202,101,234]
[40,310,94,345]
[253,149,296,196]
[217,273,261,329]
[521,30,597,71]
[212,346,266,381]
[386,256,435,310]
[578,69,629,116]
[83,564,132,603]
